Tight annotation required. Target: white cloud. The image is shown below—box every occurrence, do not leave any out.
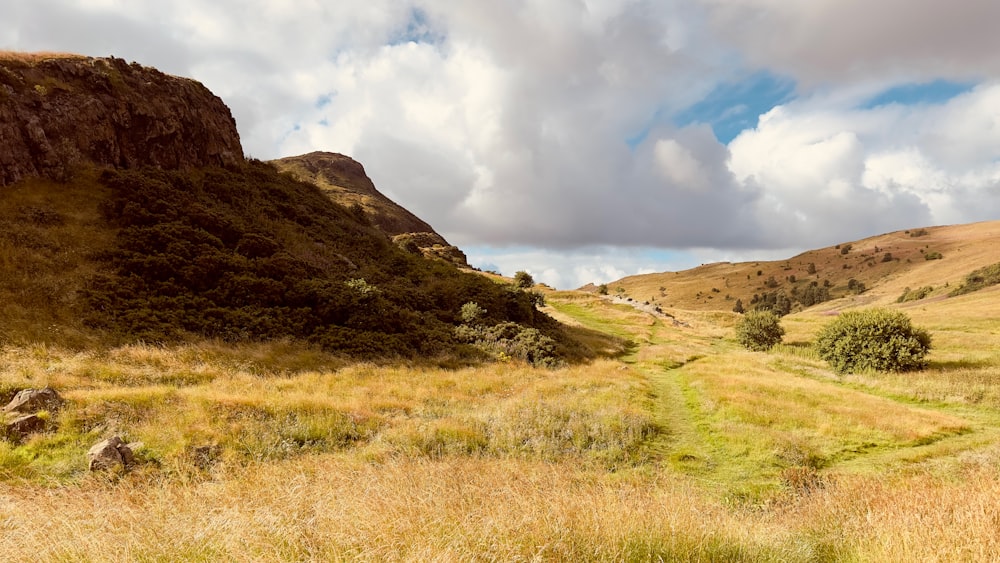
[3,0,1000,290]
[728,82,1000,246]
[700,0,1000,84]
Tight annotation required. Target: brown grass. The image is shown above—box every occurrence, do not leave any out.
[610,220,1000,312]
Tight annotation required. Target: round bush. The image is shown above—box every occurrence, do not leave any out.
[735,310,785,351]
[815,308,931,374]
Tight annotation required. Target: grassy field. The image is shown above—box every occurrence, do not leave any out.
[2,288,1000,560]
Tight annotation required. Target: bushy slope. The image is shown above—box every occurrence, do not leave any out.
[603,221,1000,313]
[0,161,563,358]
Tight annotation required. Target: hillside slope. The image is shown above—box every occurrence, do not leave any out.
[600,221,1000,313]
[272,152,468,267]
[0,52,568,361]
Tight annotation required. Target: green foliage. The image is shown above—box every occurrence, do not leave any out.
[455,320,560,367]
[514,270,534,289]
[749,291,792,316]
[949,262,1000,297]
[847,278,866,294]
[734,310,785,352]
[460,302,487,324]
[597,284,608,295]
[815,309,931,374]
[81,164,561,359]
[897,286,933,303]
[925,251,943,261]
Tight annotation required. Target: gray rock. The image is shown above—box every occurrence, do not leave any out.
[87,436,136,471]
[2,387,64,414]
[3,413,46,442]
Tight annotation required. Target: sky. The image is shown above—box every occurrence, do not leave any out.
[4,1,1000,289]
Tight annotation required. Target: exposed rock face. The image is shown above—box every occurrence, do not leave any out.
[2,387,65,415]
[87,436,138,471]
[272,151,469,267]
[0,52,243,186]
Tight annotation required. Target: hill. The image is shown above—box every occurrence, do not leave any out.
[0,51,241,185]
[0,52,572,362]
[598,221,1000,314]
[271,152,468,267]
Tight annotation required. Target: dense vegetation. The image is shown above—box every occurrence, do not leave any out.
[949,262,1000,297]
[734,309,785,351]
[82,162,562,359]
[815,308,932,374]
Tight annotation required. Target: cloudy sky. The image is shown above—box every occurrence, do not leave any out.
[4,1,1000,288]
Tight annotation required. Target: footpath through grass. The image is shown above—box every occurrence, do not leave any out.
[1,290,999,560]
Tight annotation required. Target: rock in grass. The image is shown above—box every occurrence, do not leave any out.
[87,436,137,471]
[2,387,65,414]
[3,413,47,442]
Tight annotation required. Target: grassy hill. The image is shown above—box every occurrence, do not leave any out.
[600,220,1000,313]
[0,162,580,362]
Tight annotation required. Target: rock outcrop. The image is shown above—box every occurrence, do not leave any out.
[272,151,469,267]
[0,52,242,186]
[87,436,139,471]
[2,387,65,442]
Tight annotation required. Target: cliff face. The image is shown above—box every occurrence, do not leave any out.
[0,53,242,186]
[273,151,469,267]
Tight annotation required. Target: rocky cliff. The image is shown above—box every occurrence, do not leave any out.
[273,152,469,267]
[0,52,242,186]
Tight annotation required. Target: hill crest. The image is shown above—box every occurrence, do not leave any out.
[0,52,242,185]
[597,221,1000,313]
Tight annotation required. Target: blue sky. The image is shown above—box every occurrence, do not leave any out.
[4,1,1000,289]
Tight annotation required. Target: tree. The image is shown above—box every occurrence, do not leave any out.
[807,262,817,275]
[514,270,534,289]
[815,308,931,373]
[597,284,609,295]
[732,298,744,314]
[734,310,785,351]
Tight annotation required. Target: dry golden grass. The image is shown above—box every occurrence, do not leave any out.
[611,220,1000,312]
[0,51,87,65]
[3,247,1000,560]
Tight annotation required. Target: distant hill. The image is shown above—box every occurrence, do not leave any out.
[272,152,468,267]
[0,52,570,361]
[595,221,1000,314]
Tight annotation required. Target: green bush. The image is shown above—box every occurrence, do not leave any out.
[514,270,534,289]
[734,310,785,351]
[815,308,931,374]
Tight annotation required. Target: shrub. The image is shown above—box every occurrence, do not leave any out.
[460,302,486,324]
[597,284,608,295]
[949,262,1000,296]
[815,308,931,374]
[840,244,852,255]
[896,286,933,303]
[925,251,943,261]
[514,271,534,289]
[734,310,785,352]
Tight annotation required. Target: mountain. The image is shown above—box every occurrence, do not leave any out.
[597,221,1000,313]
[0,52,569,361]
[271,152,468,267]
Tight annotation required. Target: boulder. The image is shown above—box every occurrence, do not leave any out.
[2,387,65,414]
[3,413,47,442]
[87,436,137,471]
